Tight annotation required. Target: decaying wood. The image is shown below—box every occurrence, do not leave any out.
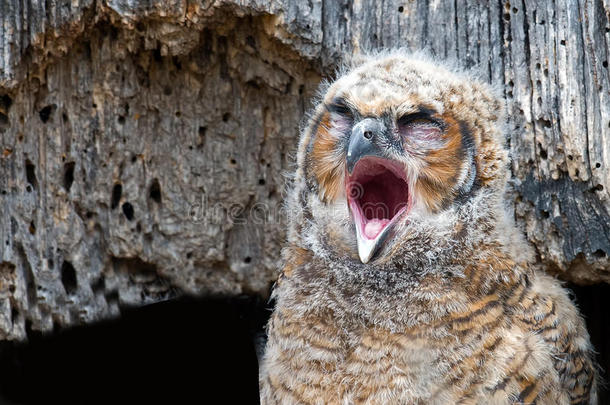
[0,0,608,338]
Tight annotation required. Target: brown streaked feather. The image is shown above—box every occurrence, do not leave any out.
[416,114,468,211]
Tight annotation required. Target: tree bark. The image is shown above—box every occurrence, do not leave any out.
[0,0,608,338]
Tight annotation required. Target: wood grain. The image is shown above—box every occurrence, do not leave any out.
[0,0,607,336]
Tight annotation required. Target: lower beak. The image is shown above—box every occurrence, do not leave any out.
[349,199,393,263]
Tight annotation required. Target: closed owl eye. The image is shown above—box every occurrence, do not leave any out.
[327,97,353,117]
[397,113,444,141]
[327,97,354,135]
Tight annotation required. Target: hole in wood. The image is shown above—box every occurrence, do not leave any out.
[25,160,38,190]
[38,105,56,123]
[149,179,162,203]
[0,94,12,111]
[63,162,75,192]
[198,126,207,149]
[111,183,122,209]
[539,149,547,159]
[61,260,77,295]
[122,202,135,221]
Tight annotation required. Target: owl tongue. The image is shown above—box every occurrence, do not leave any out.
[364,218,389,239]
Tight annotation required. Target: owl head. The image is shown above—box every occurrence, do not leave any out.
[287,51,516,271]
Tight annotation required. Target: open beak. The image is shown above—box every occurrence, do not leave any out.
[346,119,411,263]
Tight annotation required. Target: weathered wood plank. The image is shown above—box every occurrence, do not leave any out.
[0,0,607,338]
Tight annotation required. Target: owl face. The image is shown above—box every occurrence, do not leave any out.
[294,52,508,266]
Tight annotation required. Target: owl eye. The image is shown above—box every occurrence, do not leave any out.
[327,97,353,117]
[397,113,444,140]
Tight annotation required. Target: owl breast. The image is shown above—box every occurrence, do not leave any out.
[261,261,581,405]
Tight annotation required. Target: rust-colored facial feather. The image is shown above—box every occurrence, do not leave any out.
[416,114,468,211]
[310,111,346,203]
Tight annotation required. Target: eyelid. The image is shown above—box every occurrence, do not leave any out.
[397,113,444,129]
[327,98,353,116]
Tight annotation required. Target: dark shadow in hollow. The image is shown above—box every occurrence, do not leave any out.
[0,295,271,404]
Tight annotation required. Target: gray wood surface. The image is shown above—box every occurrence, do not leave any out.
[0,0,608,337]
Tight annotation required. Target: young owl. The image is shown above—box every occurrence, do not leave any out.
[260,51,598,404]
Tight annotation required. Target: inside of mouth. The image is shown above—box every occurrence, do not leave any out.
[348,158,409,240]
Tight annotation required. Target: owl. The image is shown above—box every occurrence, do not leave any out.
[259,51,598,404]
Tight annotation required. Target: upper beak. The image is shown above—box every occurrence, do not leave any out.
[346,118,386,174]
